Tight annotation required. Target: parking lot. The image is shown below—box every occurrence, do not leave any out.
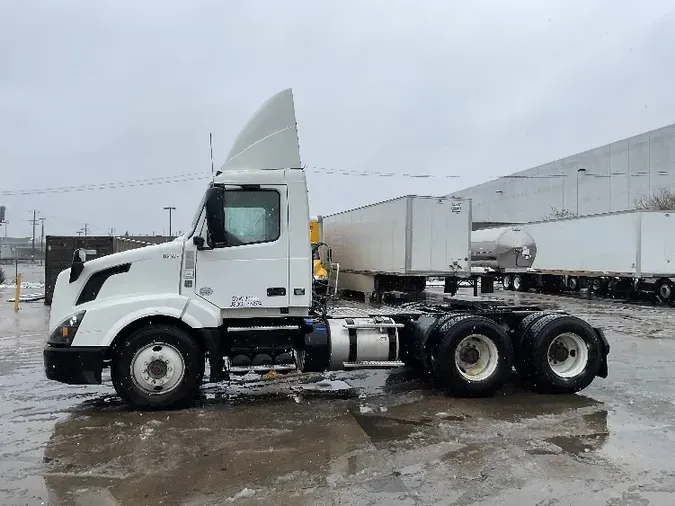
[2,279,675,505]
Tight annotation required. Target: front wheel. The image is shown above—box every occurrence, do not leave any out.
[431,316,514,397]
[112,325,204,410]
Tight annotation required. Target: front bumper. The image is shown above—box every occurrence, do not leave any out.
[44,346,108,385]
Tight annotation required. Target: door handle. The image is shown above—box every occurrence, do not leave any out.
[267,287,287,297]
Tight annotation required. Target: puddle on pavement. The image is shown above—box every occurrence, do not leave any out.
[42,398,375,505]
[38,365,615,505]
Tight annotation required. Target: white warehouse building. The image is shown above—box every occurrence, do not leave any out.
[448,122,675,224]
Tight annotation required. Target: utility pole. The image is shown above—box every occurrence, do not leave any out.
[39,217,46,266]
[163,206,176,237]
[29,210,39,261]
[78,223,89,236]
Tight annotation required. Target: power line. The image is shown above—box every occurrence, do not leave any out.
[0,167,461,197]
[0,172,209,197]
[307,166,461,179]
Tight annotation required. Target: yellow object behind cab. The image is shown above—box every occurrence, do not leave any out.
[310,219,320,245]
[313,259,328,280]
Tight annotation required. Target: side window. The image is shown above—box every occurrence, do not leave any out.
[223,190,281,246]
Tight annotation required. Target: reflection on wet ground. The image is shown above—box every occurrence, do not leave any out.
[3,286,675,504]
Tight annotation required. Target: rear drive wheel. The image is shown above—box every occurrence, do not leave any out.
[512,311,554,379]
[112,325,203,409]
[527,314,602,394]
[431,316,513,397]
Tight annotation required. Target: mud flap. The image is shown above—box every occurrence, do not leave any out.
[198,328,224,382]
[593,327,610,378]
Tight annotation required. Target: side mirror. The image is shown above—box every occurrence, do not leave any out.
[204,186,227,248]
[193,236,205,250]
[69,248,87,283]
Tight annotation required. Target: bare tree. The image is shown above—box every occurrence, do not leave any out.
[544,207,577,220]
[634,187,675,211]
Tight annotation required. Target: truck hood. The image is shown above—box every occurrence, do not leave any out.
[48,240,184,331]
[217,88,301,173]
[84,240,181,269]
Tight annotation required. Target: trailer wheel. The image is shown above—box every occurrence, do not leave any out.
[512,311,554,379]
[513,274,527,292]
[502,275,513,291]
[655,279,673,303]
[567,276,581,292]
[112,325,203,410]
[590,278,608,296]
[431,316,513,397]
[527,314,602,394]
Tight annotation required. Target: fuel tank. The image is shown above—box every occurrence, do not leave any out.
[471,227,537,269]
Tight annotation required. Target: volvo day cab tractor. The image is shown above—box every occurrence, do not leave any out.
[43,89,610,410]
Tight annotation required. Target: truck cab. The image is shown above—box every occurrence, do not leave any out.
[44,89,317,407]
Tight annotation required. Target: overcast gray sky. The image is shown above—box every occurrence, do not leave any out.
[2,0,675,238]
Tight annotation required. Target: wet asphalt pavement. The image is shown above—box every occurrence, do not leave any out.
[2,273,675,505]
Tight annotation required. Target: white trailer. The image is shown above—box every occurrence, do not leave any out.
[322,196,472,300]
[493,210,675,302]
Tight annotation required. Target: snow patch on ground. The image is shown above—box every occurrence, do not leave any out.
[0,282,45,289]
[227,488,257,502]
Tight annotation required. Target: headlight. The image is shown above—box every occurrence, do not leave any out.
[47,310,86,346]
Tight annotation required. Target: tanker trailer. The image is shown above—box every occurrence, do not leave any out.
[471,226,537,270]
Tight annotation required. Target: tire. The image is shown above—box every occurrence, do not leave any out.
[430,315,514,397]
[567,276,581,292]
[502,275,513,291]
[590,278,608,297]
[512,311,554,379]
[607,278,619,297]
[527,314,602,394]
[655,279,673,303]
[513,274,527,292]
[112,325,204,410]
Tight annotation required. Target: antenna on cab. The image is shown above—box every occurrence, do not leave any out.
[209,132,215,182]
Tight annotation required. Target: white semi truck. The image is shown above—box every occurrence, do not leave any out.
[43,89,610,409]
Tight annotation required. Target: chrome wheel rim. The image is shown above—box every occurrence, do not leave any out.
[131,342,185,395]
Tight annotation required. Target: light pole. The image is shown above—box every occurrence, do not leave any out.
[39,217,46,265]
[163,206,176,237]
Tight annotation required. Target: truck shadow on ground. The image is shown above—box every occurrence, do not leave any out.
[41,368,609,505]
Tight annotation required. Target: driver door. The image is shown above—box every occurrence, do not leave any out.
[193,185,290,310]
